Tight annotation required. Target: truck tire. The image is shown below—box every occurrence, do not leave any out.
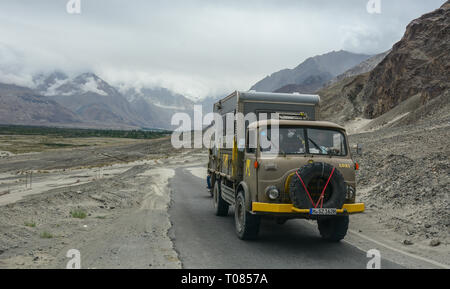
[208,174,215,197]
[275,217,288,225]
[235,191,261,240]
[213,182,229,216]
[289,162,346,209]
[317,216,349,242]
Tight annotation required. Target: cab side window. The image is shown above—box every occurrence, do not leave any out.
[246,129,256,154]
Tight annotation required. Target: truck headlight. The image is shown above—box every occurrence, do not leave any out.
[265,186,280,200]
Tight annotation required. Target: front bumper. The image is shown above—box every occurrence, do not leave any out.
[252,202,365,215]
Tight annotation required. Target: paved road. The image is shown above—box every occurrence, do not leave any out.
[169,167,404,269]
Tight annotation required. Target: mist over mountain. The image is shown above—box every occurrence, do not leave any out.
[0,82,81,126]
[0,68,221,130]
[123,86,195,111]
[35,72,146,128]
[250,50,372,93]
[0,48,378,130]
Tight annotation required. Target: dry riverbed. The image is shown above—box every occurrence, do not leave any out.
[0,136,203,268]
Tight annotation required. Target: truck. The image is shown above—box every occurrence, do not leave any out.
[206,90,365,241]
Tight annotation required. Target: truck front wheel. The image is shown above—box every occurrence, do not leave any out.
[317,215,349,242]
[213,182,229,216]
[235,191,261,240]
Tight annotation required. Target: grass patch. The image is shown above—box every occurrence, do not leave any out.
[70,209,87,219]
[24,221,36,227]
[39,142,80,148]
[40,231,53,239]
[95,215,107,219]
[0,125,170,139]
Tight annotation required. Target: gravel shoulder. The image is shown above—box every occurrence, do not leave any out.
[348,118,449,266]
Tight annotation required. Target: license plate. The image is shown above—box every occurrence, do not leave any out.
[310,208,337,216]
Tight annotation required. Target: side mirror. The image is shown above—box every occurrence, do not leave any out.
[356,143,363,155]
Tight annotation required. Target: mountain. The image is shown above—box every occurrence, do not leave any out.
[124,86,195,111]
[250,50,372,93]
[2,68,216,130]
[274,74,331,94]
[318,2,450,129]
[318,73,370,124]
[0,82,81,125]
[123,86,221,129]
[37,72,146,128]
[327,50,390,86]
[362,2,449,119]
[121,87,194,129]
[33,71,69,94]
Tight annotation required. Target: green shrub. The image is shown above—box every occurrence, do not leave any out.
[71,209,87,219]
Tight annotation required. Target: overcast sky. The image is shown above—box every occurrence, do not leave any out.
[0,0,445,100]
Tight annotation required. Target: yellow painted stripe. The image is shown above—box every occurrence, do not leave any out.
[252,203,293,213]
[343,203,365,213]
[252,202,365,214]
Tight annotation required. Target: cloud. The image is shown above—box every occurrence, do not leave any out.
[0,43,35,87]
[0,0,445,99]
[339,24,387,54]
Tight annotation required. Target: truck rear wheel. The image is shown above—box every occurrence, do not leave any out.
[317,216,349,242]
[235,191,261,240]
[213,182,229,216]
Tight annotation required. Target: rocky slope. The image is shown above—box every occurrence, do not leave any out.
[38,73,146,128]
[318,2,449,127]
[327,50,390,86]
[0,83,81,126]
[318,73,369,124]
[317,2,450,250]
[363,2,450,119]
[349,105,450,247]
[274,74,331,94]
[250,50,372,93]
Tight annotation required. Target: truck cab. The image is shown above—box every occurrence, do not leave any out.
[207,91,364,241]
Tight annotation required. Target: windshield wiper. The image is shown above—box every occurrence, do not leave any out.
[308,138,328,155]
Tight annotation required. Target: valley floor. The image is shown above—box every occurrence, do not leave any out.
[0,125,448,268]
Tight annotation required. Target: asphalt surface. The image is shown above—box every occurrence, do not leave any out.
[169,167,404,269]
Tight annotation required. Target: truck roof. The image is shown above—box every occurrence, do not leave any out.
[214,90,321,121]
[215,91,320,107]
[247,119,346,131]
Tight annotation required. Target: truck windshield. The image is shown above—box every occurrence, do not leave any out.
[260,127,347,156]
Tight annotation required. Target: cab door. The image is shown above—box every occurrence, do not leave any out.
[243,128,258,202]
